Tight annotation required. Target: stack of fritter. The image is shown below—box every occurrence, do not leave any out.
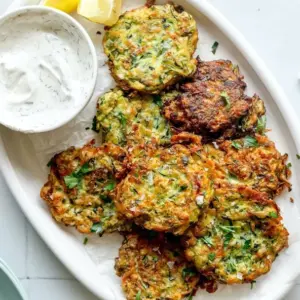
[40,2,291,299]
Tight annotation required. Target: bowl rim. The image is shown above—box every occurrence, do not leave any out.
[0,258,28,300]
[0,5,98,133]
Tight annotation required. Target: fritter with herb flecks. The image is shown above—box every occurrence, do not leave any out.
[40,141,130,234]
[95,88,171,146]
[115,232,199,300]
[218,134,291,196]
[103,3,198,94]
[163,59,250,137]
[115,138,211,235]
[183,201,288,285]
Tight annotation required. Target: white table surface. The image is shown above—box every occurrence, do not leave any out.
[0,0,300,299]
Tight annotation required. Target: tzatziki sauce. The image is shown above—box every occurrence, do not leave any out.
[0,9,96,132]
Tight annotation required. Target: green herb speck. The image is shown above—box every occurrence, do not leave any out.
[269,211,278,218]
[153,95,163,107]
[211,41,219,55]
[201,236,213,247]
[243,136,259,148]
[220,91,231,110]
[91,223,103,234]
[232,141,242,150]
[136,290,141,300]
[47,158,55,167]
[104,181,116,191]
[182,267,197,279]
[243,239,251,250]
[92,116,100,133]
[256,115,266,133]
[208,253,216,261]
[83,237,88,245]
[64,175,79,189]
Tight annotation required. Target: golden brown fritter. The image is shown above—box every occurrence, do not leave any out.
[163,59,251,137]
[218,134,291,196]
[183,190,288,285]
[103,4,198,94]
[40,141,130,234]
[115,232,199,300]
[115,137,211,235]
[95,88,171,146]
[189,134,291,197]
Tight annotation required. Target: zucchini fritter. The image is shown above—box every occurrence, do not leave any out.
[103,4,198,94]
[115,232,199,300]
[96,88,170,146]
[163,59,267,140]
[183,194,288,285]
[218,134,291,196]
[115,140,210,235]
[163,59,250,136]
[191,134,291,197]
[40,141,129,234]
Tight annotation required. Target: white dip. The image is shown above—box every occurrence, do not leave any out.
[0,9,96,132]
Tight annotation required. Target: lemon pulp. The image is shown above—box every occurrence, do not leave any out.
[42,0,79,13]
[78,0,122,26]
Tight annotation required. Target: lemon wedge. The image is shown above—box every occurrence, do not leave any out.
[78,0,122,26]
[42,0,79,13]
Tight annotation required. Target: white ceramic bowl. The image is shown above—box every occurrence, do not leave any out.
[0,6,97,133]
[0,258,28,300]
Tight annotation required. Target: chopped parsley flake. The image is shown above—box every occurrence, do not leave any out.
[231,141,242,150]
[256,115,267,133]
[208,253,216,261]
[135,290,141,300]
[182,267,197,279]
[91,223,103,234]
[153,95,163,107]
[287,162,292,168]
[46,158,55,167]
[219,225,237,233]
[83,237,88,245]
[269,211,278,218]
[64,162,92,189]
[201,236,213,247]
[243,239,251,250]
[250,280,256,289]
[104,181,116,191]
[243,136,259,148]
[228,172,239,184]
[92,116,100,133]
[220,91,231,110]
[64,175,79,189]
[223,232,233,247]
[296,154,300,160]
[211,41,219,55]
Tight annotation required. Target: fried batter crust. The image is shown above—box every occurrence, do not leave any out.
[115,139,211,235]
[183,199,288,285]
[96,88,171,146]
[103,4,198,94]
[115,232,199,300]
[40,141,129,234]
[163,59,250,135]
[218,134,291,196]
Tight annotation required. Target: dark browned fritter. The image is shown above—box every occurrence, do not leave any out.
[163,59,266,140]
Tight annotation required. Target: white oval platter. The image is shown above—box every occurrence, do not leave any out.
[1,0,300,299]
